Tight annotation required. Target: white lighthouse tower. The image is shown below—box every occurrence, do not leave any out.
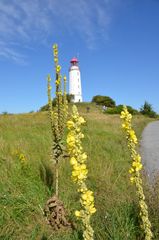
[69,57,83,102]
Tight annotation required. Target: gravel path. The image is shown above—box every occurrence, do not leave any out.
[140,121,159,179]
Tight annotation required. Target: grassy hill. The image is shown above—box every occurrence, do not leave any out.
[0,103,153,239]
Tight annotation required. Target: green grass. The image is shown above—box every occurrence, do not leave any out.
[0,103,153,239]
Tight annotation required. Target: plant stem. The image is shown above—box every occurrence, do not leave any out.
[55,159,59,196]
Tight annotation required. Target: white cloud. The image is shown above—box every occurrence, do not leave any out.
[0,0,120,62]
[0,41,27,64]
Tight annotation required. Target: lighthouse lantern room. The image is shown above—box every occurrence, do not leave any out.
[69,57,83,103]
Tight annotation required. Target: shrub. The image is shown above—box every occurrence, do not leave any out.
[92,95,116,107]
[66,94,74,103]
[106,105,138,115]
[140,101,157,118]
[2,111,8,115]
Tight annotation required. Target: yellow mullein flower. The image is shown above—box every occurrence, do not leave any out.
[70,157,77,165]
[129,168,134,174]
[132,161,142,171]
[79,116,86,124]
[54,57,58,63]
[129,130,138,144]
[53,43,58,49]
[75,210,81,217]
[130,177,135,183]
[120,105,153,240]
[81,164,87,169]
[67,120,74,129]
[67,105,96,240]
[48,86,52,91]
[67,133,76,147]
[63,75,68,126]
[56,65,61,73]
[55,80,60,85]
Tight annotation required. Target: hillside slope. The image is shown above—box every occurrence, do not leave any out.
[0,104,151,240]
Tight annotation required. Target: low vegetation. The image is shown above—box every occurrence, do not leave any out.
[106,105,138,115]
[0,104,156,239]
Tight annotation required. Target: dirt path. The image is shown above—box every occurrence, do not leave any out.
[140,121,159,179]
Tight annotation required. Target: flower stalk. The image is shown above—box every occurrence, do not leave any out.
[47,44,68,197]
[120,106,153,240]
[67,105,96,240]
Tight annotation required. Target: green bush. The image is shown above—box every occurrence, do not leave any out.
[92,95,116,107]
[106,105,138,115]
[140,101,157,118]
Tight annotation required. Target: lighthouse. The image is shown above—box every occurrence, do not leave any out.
[69,57,83,102]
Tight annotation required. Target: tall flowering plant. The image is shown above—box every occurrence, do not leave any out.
[47,44,68,196]
[67,105,96,240]
[120,106,153,240]
[44,44,70,230]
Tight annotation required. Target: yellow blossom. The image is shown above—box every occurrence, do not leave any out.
[81,164,87,169]
[67,133,75,147]
[75,210,81,217]
[56,65,61,73]
[67,120,74,129]
[70,157,77,165]
[78,171,88,181]
[53,44,58,49]
[67,105,96,240]
[130,177,135,183]
[81,153,87,161]
[79,116,86,124]
[55,80,60,85]
[79,133,84,139]
[129,168,134,174]
[129,130,138,144]
[132,161,142,171]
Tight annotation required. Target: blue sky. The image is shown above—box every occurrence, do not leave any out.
[0,0,159,113]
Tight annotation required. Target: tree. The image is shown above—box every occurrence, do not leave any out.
[140,101,157,118]
[92,95,116,107]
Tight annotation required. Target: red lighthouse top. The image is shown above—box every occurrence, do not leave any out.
[70,57,78,64]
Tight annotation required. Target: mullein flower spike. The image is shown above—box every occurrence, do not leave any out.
[45,44,71,230]
[120,106,153,240]
[47,44,68,196]
[67,105,96,240]
[53,44,66,137]
[63,75,68,124]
